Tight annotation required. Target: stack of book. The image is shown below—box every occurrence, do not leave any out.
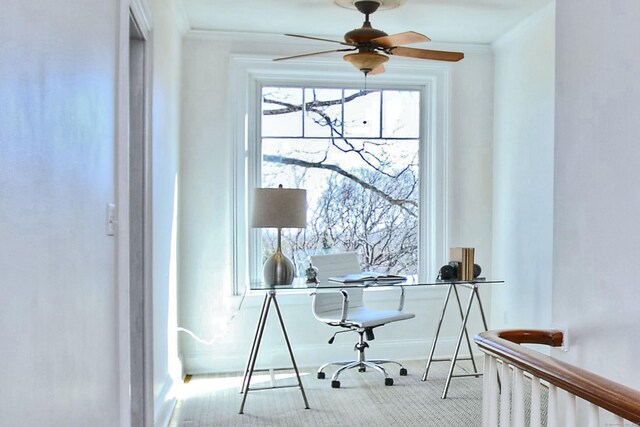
[450,247,475,281]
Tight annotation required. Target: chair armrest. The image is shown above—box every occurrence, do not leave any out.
[398,285,405,311]
[310,289,350,323]
[339,289,349,322]
[363,284,406,311]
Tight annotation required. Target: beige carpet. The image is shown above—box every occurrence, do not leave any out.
[169,360,487,427]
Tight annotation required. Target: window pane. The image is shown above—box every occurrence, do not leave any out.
[262,138,330,188]
[382,90,420,138]
[260,87,420,277]
[343,90,381,138]
[304,88,344,138]
[261,87,302,137]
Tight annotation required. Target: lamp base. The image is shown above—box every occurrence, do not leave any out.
[263,249,295,286]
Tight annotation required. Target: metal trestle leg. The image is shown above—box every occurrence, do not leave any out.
[239,290,309,414]
[422,282,490,399]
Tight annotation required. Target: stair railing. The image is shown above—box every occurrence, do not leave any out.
[474,329,640,427]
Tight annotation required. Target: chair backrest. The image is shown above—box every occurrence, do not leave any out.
[310,252,364,317]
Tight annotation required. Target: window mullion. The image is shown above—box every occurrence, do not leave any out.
[379,90,383,138]
[341,88,345,137]
[301,87,306,137]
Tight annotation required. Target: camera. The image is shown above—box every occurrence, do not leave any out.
[438,261,481,280]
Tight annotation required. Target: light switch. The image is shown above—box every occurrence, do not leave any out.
[107,203,117,236]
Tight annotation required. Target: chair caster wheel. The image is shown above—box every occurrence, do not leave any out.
[331,380,341,388]
[385,378,394,386]
[358,366,366,372]
[400,368,408,376]
[317,372,325,379]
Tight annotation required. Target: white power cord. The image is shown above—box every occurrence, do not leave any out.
[176,287,247,346]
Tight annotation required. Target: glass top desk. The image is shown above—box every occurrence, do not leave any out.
[240,277,503,413]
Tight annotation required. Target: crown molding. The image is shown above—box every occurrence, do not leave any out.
[492,1,554,52]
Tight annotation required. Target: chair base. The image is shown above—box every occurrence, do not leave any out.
[316,329,408,388]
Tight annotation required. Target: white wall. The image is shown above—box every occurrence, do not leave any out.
[1,0,185,425]
[0,0,123,425]
[554,0,640,391]
[449,43,496,279]
[490,4,555,330]
[178,33,495,373]
[147,0,187,424]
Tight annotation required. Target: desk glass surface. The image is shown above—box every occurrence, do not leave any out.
[248,277,503,291]
[244,275,504,405]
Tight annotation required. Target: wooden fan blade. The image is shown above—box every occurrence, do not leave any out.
[273,48,355,62]
[371,31,431,48]
[389,46,464,62]
[285,34,354,46]
[368,64,385,76]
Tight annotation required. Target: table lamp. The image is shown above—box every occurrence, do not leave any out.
[251,185,307,285]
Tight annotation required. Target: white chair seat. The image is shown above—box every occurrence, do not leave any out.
[316,307,415,328]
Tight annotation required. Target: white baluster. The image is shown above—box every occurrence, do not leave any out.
[548,384,558,427]
[512,367,525,427]
[530,376,541,427]
[499,362,511,427]
[565,393,576,426]
[488,356,499,427]
[483,356,491,426]
[482,356,499,427]
[482,354,491,427]
[586,402,599,427]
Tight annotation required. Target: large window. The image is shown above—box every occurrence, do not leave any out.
[230,56,449,290]
[259,86,421,275]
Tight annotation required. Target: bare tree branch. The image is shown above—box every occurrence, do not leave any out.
[263,154,417,216]
[262,90,370,115]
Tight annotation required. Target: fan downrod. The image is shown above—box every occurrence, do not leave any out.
[345,0,387,44]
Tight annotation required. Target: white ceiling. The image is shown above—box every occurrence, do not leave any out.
[181,0,553,44]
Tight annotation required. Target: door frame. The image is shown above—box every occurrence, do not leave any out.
[117,0,153,426]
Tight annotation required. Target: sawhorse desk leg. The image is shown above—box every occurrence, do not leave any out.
[239,290,310,414]
[422,282,489,399]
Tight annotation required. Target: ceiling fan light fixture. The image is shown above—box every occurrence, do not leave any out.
[344,51,388,74]
[277,0,463,75]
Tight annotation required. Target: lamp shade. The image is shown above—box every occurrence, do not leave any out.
[344,52,389,74]
[251,186,307,229]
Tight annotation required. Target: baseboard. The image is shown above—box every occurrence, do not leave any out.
[154,374,177,427]
[181,335,478,374]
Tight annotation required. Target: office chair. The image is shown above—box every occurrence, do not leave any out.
[310,252,415,388]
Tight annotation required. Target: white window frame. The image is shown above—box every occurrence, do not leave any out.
[229,54,451,293]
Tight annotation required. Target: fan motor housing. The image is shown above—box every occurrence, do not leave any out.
[344,26,388,44]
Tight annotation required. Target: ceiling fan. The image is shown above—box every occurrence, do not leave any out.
[274,0,464,76]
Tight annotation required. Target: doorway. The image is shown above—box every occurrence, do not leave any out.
[129,11,152,427]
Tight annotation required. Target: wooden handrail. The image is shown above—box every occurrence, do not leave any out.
[475,329,640,423]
